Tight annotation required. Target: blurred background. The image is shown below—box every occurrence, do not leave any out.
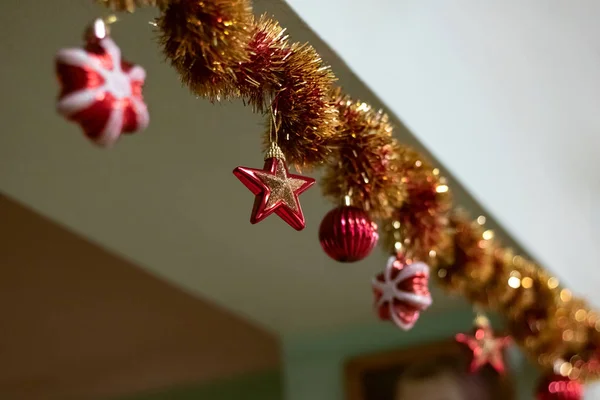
[0,0,598,399]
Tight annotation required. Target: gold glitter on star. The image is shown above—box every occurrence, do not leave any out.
[255,161,307,212]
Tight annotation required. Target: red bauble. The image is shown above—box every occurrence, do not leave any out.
[233,150,315,231]
[55,20,149,147]
[372,253,432,330]
[536,374,582,400]
[319,206,378,262]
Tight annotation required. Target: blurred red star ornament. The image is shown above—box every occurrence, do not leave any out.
[233,143,315,231]
[456,315,511,374]
[372,253,433,330]
[55,18,149,147]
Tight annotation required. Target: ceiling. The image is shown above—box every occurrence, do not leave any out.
[0,0,576,336]
[286,0,600,308]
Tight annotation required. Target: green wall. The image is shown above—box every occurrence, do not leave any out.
[118,308,540,400]
[120,370,283,400]
[282,308,539,400]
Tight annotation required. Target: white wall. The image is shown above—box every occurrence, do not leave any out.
[284,0,599,305]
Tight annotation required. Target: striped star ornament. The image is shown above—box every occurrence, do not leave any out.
[56,19,149,147]
[372,253,433,330]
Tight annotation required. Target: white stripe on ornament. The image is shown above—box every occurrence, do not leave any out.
[56,48,103,71]
[131,96,150,130]
[96,106,124,147]
[100,38,122,72]
[56,88,103,116]
[392,291,432,308]
[372,279,432,308]
[391,306,419,331]
[128,65,146,81]
[393,262,430,283]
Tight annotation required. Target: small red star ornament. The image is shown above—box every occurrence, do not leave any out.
[233,143,315,230]
[456,315,511,374]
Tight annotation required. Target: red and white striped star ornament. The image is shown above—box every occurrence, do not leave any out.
[55,18,149,147]
[372,253,433,330]
[456,315,511,374]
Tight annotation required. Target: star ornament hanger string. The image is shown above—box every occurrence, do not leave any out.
[456,315,511,374]
[233,110,315,230]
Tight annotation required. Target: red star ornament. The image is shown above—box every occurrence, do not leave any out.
[456,315,511,374]
[233,145,315,231]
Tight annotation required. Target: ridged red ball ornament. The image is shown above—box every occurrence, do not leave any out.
[319,206,379,262]
[536,374,582,400]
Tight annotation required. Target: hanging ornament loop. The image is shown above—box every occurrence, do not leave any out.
[85,15,118,42]
[264,142,285,161]
[343,194,352,207]
[265,104,285,161]
[268,100,280,145]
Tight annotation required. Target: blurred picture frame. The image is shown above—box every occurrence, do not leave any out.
[344,338,515,400]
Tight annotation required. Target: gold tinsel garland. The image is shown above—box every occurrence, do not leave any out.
[321,89,404,219]
[158,0,253,99]
[96,0,600,383]
[241,17,338,169]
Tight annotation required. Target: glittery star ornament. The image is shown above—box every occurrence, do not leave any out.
[233,143,315,230]
[55,18,149,147]
[456,315,511,374]
[372,253,432,330]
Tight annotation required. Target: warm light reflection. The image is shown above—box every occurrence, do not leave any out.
[482,229,494,240]
[508,276,521,289]
[436,184,449,193]
[548,277,559,289]
[560,289,572,302]
[521,277,533,289]
[512,255,524,266]
[94,19,108,39]
[575,310,587,322]
[569,368,581,380]
[357,102,369,112]
[560,362,573,376]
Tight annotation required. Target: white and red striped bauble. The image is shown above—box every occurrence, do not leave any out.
[55,23,149,147]
[372,253,432,330]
